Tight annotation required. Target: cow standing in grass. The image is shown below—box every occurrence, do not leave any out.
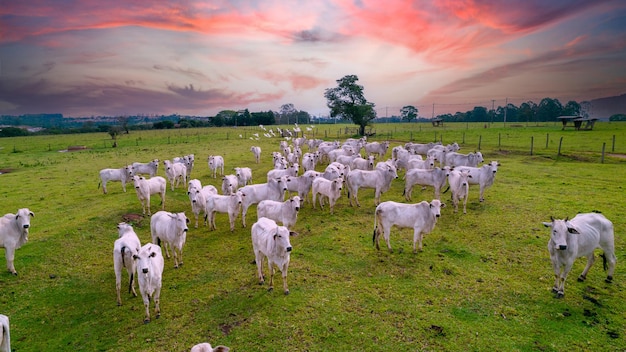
[0,208,34,275]
[543,212,616,298]
[134,243,164,323]
[150,211,189,268]
[113,222,141,306]
[0,314,10,352]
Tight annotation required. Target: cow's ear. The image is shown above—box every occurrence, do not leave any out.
[542,222,552,228]
[289,231,298,237]
[150,251,157,258]
[133,254,139,260]
[29,211,34,217]
[440,202,446,208]
[567,227,579,234]
[186,217,190,224]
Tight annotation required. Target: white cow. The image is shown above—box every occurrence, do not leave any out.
[251,217,294,294]
[0,208,34,275]
[191,342,230,352]
[134,243,164,323]
[132,159,159,177]
[373,199,445,253]
[163,160,187,191]
[312,177,343,214]
[328,145,355,163]
[404,167,451,201]
[457,161,500,202]
[336,153,362,169]
[364,141,390,159]
[239,177,288,227]
[221,174,239,195]
[150,211,189,268]
[257,196,301,230]
[444,151,484,167]
[206,192,243,232]
[447,169,471,214]
[234,167,253,186]
[250,146,261,164]
[351,155,375,171]
[301,153,317,172]
[98,165,134,194]
[543,212,616,298]
[405,142,440,155]
[208,155,225,178]
[187,183,218,228]
[0,314,9,352]
[132,175,166,215]
[346,163,398,207]
[406,154,436,170]
[266,163,299,181]
[113,222,141,306]
[282,170,320,203]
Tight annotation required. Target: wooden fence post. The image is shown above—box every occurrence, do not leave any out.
[612,135,616,152]
[558,137,563,156]
[601,142,606,163]
[478,135,482,151]
[530,136,534,155]
[545,133,549,148]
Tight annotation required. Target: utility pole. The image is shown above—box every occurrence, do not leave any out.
[504,98,508,127]
[491,99,495,125]
[432,103,435,119]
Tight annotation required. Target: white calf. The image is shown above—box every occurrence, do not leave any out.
[346,163,398,207]
[208,155,225,178]
[404,167,451,200]
[221,174,239,195]
[134,243,164,323]
[251,217,294,294]
[257,196,301,230]
[163,160,186,191]
[99,165,134,194]
[266,163,299,181]
[364,141,390,159]
[132,159,159,177]
[250,146,261,164]
[447,169,471,214]
[373,199,445,253]
[206,192,243,232]
[113,222,141,306]
[150,211,189,268]
[0,208,34,275]
[351,155,375,171]
[187,181,218,228]
[457,161,500,202]
[543,212,616,298]
[283,170,320,204]
[312,177,343,214]
[132,175,166,215]
[234,167,253,186]
[444,151,484,167]
[239,177,288,227]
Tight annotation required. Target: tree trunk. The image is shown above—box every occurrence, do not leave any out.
[359,124,365,136]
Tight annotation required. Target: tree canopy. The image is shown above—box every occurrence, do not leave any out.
[400,105,418,122]
[324,75,376,136]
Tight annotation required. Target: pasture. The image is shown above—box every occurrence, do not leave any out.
[0,122,625,351]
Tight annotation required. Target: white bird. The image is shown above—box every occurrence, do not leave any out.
[239,134,243,138]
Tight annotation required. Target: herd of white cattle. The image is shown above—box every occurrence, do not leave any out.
[0,134,617,352]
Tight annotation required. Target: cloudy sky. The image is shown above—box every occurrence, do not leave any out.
[1,0,625,118]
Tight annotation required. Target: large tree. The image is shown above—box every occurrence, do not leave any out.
[400,105,418,122]
[324,75,376,136]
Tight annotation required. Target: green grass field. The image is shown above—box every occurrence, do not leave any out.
[0,122,625,351]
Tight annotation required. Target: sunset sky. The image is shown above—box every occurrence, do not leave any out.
[1,0,625,118]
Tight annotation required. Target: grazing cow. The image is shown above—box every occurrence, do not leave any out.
[0,208,34,275]
[206,192,243,232]
[221,174,239,195]
[251,217,294,294]
[187,184,218,228]
[208,155,225,178]
[373,199,445,253]
[0,314,9,352]
[250,146,262,164]
[134,243,164,323]
[132,175,166,215]
[113,222,141,306]
[234,167,253,186]
[405,142,440,155]
[312,177,343,214]
[346,163,398,207]
[447,169,471,214]
[543,212,616,298]
[132,159,159,177]
[150,211,189,268]
[98,165,134,194]
[239,177,288,227]
[457,161,500,202]
[191,343,230,352]
[351,155,375,171]
[283,170,320,203]
[163,160,186,191]
[364,141,390,159]
[404,167,451,200]
[444,151,484,167]
[266,163,299,181]
[257,196,301,230]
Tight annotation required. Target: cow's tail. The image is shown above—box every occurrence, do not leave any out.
[442,185,450,194]
[156,237,161,247]
[98,181,101,189]
[372,208,379,246]
[121,246,127,267]
[601,253,608,271]
[128,272,134,294]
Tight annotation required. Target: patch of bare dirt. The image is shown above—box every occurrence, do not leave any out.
[0,168,14,174]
